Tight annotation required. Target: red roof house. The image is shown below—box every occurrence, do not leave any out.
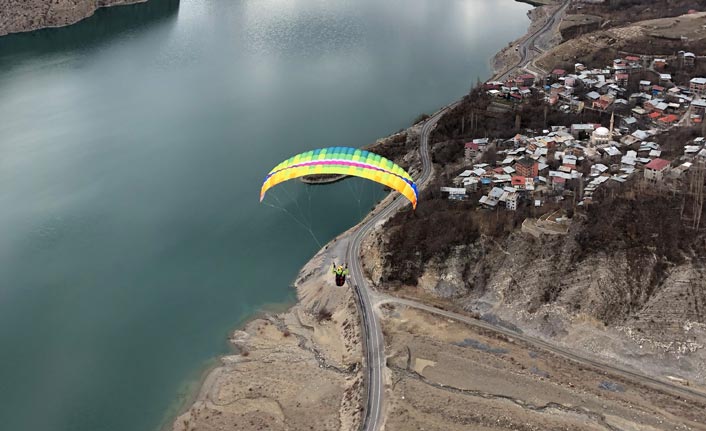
[645,158,670,171]
[511,176,526,187]
[658,114,679,123]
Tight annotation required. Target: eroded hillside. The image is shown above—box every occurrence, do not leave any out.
[0,0,148,36]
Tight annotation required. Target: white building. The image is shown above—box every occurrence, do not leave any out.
[644,158,670,183]
[591,126,611,146]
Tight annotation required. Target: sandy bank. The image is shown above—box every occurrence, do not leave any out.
[172,234,365,431]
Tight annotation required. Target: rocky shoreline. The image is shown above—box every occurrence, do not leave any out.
[169,3,566,431]
[171,230,367,431]
[0,0,150,37]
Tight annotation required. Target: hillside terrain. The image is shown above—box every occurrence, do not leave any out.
[0,0,149,36]
[362,134,706,388]
[359,4,706,390]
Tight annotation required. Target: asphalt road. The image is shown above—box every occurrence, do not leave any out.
[347,3,570,430]
[497,0,569,81]
[345,104,453,431]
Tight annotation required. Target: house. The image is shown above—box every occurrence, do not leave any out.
[516,73,535,87]
[653,58,667,70]
[646,99,668,113]
[659,73,672,84]
[515,157,539,178]
[551,69,567,80]
[658,114,679,125]
[511,175,535,191]
[644,158,670,182]
[639,80,652,92]
[594,81,609,94]
[632,106,647,118]
[463,177,480,191]
[648,111,662,121]
[571,123,595,139]
[575,63,586,73]
[690,77,706,98]
[607,84,625,98]
[604,146,622,163]
[591,163,609,176]
[684,52,696,67]
[615,73,629,87]
[652,85,665,96]
[632,130,651,141]
[552,176,566,191]
[666,87,683,101]
[440,187,467,200]
[511,176,526,188]
[465,142,480,161]
[593,94,615,110]
[692,99,706,115]
[654,101,669,113]
[503,192,518,211]
[625,55,641,66]
[621,116,638,131]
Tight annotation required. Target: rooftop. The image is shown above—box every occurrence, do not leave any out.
[644,158,670,171]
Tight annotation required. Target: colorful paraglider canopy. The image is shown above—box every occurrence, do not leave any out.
[260,147,418,209]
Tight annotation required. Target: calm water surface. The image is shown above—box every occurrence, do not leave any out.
[0,0,531,429]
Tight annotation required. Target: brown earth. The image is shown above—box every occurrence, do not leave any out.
[362,173,706,388]
[381,305,706,430]
[568,0,704,30]
[172,237,364,431]
[559,14,603,40]
[0,0,150,36]
[535,11,706,72]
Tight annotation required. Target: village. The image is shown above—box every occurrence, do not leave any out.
[442,51,706,234]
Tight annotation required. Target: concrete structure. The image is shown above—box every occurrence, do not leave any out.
[691,77,706,98]
[684,52,696,67]
[591,126,611,146]
[515,73,535,87]
[644,158,670,182]
[515,158,538,178]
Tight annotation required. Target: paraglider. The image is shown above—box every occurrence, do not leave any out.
[332,262,349,286]
[260,147,418,287]
[259,147,418,209]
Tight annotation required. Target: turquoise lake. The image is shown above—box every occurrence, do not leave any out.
[0,0,531,429]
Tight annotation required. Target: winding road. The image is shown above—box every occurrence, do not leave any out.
[496,0,569,81]
[345,3,570,430]
[343,1,702,429]
[346,97,706,430]
[345,105,452,431]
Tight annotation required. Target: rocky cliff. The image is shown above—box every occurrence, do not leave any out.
[361,131,706,384]
[0,0,149,36]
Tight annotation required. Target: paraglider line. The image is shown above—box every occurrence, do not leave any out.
[264,195,323,250]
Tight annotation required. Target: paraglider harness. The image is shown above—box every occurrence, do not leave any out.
[332,263,349,286]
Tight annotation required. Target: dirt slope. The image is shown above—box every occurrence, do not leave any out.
[0,0,149,36]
